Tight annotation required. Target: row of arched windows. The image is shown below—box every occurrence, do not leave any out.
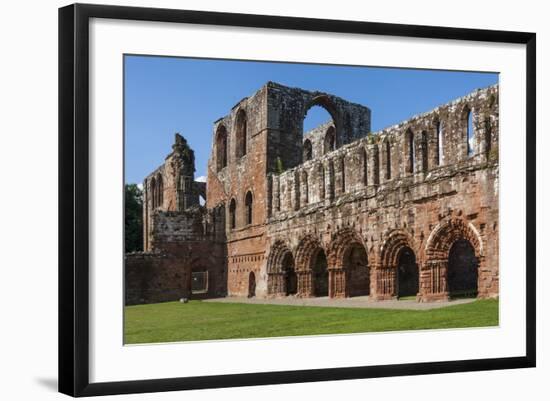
[381,107,486,180]
[228,191,254,230]
[216,109,248,172]
[300,105,490,183]
[150,174,163,209]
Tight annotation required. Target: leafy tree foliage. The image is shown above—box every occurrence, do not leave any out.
[125,184,143,252]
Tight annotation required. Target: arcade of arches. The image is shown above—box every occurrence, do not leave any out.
[267,220,483,301]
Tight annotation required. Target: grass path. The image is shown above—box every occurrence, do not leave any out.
[124,299,498,344]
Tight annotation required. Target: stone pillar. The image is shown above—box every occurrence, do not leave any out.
[297,271,313,297]
[371,266,397,300]
[329,267,347,298]
[476,255,492,299]
[418,260,449,302]
[318,163,325,200]
[267,273,286,297]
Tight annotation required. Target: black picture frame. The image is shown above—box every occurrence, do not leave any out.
[58,3,536,397]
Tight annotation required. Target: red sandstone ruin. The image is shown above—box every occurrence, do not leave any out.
[125,82,499,305]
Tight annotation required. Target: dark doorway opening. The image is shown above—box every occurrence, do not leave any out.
[448,239,478,298]
[248,271,256,298]
[313,250,328,296]
[397,246,418,298]
[282,253,297,296]
[345,245,370,297]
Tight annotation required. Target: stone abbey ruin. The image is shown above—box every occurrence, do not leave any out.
[125,81,499,305]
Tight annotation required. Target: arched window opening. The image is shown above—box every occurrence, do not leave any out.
[385,140,391,180]
[374,148,380,185]
[229,198,236,229]
[235,109,247,158]
[303,99,337,160]
[304,104,334,134]
[421,131,428,172]
[465,107,475,157]
[216,125,228,171]
[150,177,157,208]
[318,164,325,200]
[407,129,415,174]
[302,171,309,205]
[157,174,163,208]
[245,191,253,225]
[362,147,368,186]
[436,120,444,166]
[324,126,336,154]
[303,139,313,161]
[328,160,335,200]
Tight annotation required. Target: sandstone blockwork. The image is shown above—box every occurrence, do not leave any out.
[125,81,499,305]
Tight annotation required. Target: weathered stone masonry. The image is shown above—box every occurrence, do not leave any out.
[125,81,499,304]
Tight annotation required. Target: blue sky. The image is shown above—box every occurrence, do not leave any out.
[124,55,498,184]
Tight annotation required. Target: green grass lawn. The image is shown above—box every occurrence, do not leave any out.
[124,299,499,344]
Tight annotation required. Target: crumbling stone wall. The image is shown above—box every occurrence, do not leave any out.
[265,85,499,301]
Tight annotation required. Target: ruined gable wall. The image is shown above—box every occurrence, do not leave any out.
[205,84,270,296]
[265,82,371,172]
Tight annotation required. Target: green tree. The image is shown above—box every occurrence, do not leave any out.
[125,184,143,252]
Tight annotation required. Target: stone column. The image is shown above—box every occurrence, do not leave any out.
[371,266,397,300]
[329,267,347,298]
[418,260,449,302]
[297,271,313,297]
[267,273,286,297]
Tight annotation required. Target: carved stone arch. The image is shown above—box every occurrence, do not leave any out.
[294,234,327,297]
[327,228,369,298]
[266,240,291,274]
[420,218,484,301]
[303,95,341,147]
[295,234,323,272]
[327,228,365,269]
[379,229,416,269]
[266,240,297,296]
[425,218,483,261]
[379,229,420,299]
